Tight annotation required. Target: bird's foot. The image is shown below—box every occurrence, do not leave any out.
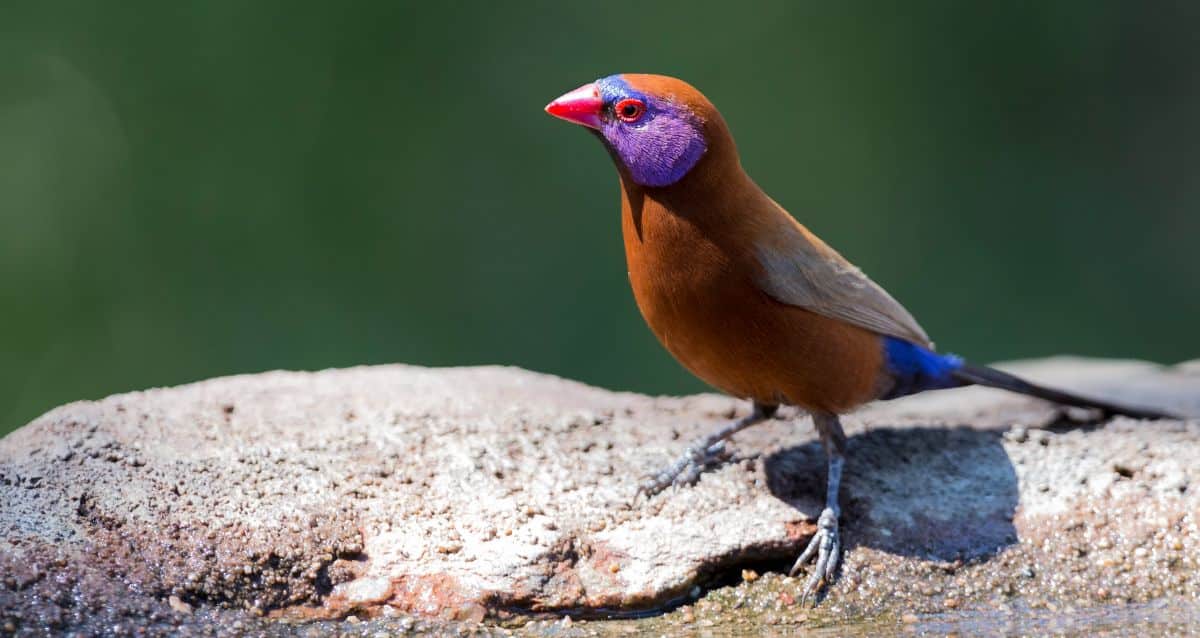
[789,507,840,604]
[636,439,731,499]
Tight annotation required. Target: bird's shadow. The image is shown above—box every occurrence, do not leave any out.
[762,423,1019,562]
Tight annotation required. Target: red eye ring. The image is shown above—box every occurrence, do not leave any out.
[614,98,646,123]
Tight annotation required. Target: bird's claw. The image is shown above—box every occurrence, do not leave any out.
[636,440,729,499]
[790,507,840,605]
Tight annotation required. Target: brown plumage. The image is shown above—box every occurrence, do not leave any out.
[619,149,885,414]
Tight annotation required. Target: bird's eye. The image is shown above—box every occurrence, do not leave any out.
[614,98,646,123]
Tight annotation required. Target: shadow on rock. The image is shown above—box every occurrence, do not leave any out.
[764,424,1019,562]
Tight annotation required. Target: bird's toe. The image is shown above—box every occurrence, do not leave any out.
[636,440,730,499]
[791,507,841,605]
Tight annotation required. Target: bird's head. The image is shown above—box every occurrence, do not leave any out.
[545,74,731,188]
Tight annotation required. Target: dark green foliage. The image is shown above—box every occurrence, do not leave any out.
[2,2,1198,432]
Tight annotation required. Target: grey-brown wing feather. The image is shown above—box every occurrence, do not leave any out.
[753,208,933,348]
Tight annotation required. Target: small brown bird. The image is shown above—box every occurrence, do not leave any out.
[545,73,1175,601]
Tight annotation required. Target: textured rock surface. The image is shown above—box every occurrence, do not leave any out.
[1,358,1198,635]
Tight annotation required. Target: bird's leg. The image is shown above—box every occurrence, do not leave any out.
[790,412,846,604]
[638,402,778,498]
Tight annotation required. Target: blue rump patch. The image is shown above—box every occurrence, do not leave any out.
[882,337,964,399]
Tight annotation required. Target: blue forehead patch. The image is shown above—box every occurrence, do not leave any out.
[597,75,638,104]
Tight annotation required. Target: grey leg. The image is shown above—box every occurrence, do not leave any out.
[789,412,846,604]
[638,402,779,498]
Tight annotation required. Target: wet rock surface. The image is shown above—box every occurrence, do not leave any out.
[1,358,1198,635]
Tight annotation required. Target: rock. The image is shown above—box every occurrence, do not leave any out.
[1,358,1198,635]
[167,596,192,615]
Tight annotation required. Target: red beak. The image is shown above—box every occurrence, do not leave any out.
[545,82,603,129]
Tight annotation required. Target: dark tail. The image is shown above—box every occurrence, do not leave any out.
[882,338,1179,420]
[951,362,1179,421]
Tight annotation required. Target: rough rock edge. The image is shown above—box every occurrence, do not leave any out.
[1,359,1197,636]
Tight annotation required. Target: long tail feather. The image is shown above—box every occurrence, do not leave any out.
[951,362,1179,420]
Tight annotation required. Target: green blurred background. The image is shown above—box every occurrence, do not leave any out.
[2,2,1198,434]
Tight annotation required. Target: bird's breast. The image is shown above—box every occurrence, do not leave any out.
[620,190,884,413]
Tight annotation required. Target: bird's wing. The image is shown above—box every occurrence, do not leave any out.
[752,206,933,348]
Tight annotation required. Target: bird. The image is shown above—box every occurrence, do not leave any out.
[543,73,1177,602]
